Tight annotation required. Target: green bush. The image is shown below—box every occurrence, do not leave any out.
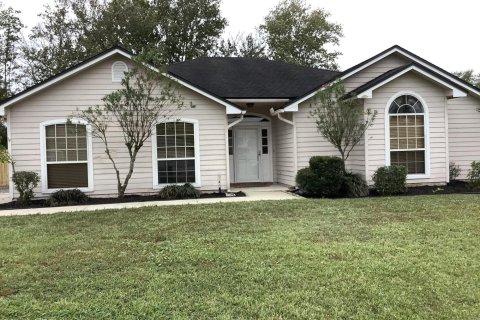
[342,172,369,197]
[449,162,461,181]
[372,166,407,196]
[159,183,200,200]
[296,156,345,197]
[47,189,89,207]
[467,161,480,190]
[12,171,40,205]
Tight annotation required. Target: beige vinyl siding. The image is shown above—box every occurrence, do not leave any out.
[8,54,229,198]
[364,72,448,185]
[272,113,295,185]
[344,54,409,92]
[447,95,480,180]
[295,100,366,177]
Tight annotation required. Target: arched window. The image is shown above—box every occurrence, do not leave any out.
[388,94,427,175]
[112,61,128,82]
[152,119,200,186]
[41,120,93,191]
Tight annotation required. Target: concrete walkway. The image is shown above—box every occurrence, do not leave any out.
[0,185,301,217]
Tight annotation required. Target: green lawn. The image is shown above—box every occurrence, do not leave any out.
[0,195,479,319]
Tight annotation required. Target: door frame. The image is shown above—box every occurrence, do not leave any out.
[229,116,273,183]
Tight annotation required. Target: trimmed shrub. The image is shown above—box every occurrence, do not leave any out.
[372,165,407,196]
[12,171,40,205]
[47,189,89,207]
[159,183,200,200]
[296,156,345,197]
[467,161,480,190]
[449,162,461,181]
[342,172,369,197]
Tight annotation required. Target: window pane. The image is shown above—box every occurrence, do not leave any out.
[46,125,55,137]
[157,148,166,158]
[67,137,77,149]
[186,147,195,157]
[176,135,185,146]
[47,150,56,162]
[406,116,416,126]
[77,125,86,136]
[78,149,87,161]
[262,146,268,154]
[390,138,399,150]
[158,160,167,172]
[262,137,268,145]
[77,137,87,149]
[166,123,175,135]
[166,136,175,148]
[166,147,176,158]
[57,150,66,161]
[157,123,165,135]
[67,150,77,161]
[157,136,166,148]
[175,122,185,134]
[66,124,76,135]
[56,124,66,137]
[416,116,424,126]
[186,160,195,170]
[185,123,194,134]
[398,139,407,149]
[185,135,194,147]
[46,138,56,150]
[56,138,66,149]
[176,147,186,158]
[47,163,88,188]
[415,126,424,138]
[187,171,196,183]
[417,138,424,148]
[398,116,407,126]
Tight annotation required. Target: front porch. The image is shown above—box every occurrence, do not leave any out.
[226,101,297,188]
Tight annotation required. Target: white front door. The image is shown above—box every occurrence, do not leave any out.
[235,127,260,182]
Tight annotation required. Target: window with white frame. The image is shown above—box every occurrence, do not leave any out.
[388,94,426,175]
[44,122,90,189]
[155,121,197,184]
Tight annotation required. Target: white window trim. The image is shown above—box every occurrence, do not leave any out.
[39,119,94,193]
[151,117,201,189]
[112,61,128,82]
[384,91,430,180]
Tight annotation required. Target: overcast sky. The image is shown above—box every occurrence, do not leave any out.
[2,0,479,72]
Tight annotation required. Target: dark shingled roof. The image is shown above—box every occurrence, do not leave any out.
[167,57,340,99]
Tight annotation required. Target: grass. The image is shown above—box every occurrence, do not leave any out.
[0,195,479,319]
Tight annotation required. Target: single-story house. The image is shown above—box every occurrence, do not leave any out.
[1,45,480,199]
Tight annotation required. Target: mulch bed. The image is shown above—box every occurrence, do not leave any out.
[294,180,479,198]
[0,191,246,211]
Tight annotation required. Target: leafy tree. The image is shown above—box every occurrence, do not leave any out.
[21,0,86,86]
[77,0,157,54]
[310,81,377,161]
[453,70,480,88]
[76,54,190,198]
[0,5,24,98]
[260,0,342,69]
[20,0,227,86]
[215,32,267,58]
[0,122,7,147]
[154,0,227,62]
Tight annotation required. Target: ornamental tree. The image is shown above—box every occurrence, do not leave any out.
[310,81,377,161]
[76,53,190,198]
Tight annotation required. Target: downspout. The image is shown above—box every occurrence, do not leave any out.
[270,108,298,185]
[227,110,246,128]
[226,111,246,190]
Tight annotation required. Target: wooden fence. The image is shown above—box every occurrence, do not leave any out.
[0,163,8,187]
